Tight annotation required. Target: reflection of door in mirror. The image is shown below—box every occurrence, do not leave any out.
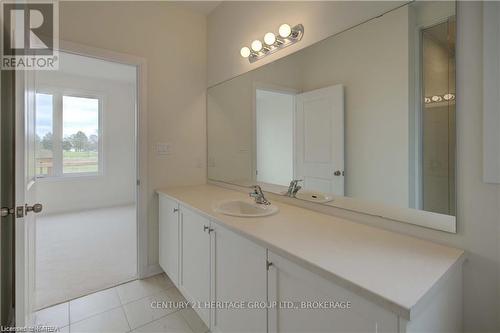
[255,85,344,195]
[255,89,295,186]
[295,85,344,195]
[421,17,456,216]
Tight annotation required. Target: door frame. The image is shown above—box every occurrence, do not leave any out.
[55,40,150,279]
[15,41,149,324]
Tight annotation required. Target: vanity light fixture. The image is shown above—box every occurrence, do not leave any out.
[240,23,304,63]
[424,93,455,104]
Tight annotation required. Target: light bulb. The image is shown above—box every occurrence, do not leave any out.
[251,40,263,52]
[240,46,251,58]
[424,97,431,104]
[264,32,276,45]
[279,24,292,38]
[443,93,455,101]
[431,95,442,102]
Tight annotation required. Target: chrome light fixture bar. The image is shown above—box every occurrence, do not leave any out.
[424,93,456,104]
[240,24,304,64]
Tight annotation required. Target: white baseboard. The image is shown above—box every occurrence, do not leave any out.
[141,264,163,278]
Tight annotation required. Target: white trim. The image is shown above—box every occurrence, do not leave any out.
[0,66,2,327]
[408,5,422,210]
[483,1,500,183]
[15,69,29,327]
[58,40,149,278]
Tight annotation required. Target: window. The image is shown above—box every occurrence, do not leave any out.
[35,93,54,177]
[35,92,101,178]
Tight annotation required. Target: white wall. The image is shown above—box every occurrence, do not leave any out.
[208,1,500,331]
[207,1,405,86]
[36,70,136,215]
[299,6,409,207]
[59,1,207,269]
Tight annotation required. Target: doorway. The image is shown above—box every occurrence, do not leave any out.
[254,84,344,195]
[255,89,295,186]
[33,51,138,309]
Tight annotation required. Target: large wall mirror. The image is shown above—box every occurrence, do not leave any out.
[207,1,457,232]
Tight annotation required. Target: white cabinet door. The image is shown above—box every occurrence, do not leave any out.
[267,251,398,333]
[158,195,179,285]
[179,206,211,326]
[210,223,267,333]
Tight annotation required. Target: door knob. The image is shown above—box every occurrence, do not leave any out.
[333,170,344,176]
[1,207,14,217]
[2,206,28,218]
[25,203,43,214]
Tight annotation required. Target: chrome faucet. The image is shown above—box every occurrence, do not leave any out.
[286,179,303,197]
[249,185,271,205]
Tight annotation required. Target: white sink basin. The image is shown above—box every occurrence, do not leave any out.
[294,191,334,204]
[214,200,279,217]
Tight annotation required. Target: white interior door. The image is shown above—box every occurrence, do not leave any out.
[15,70,39,326]
[295,85,344,195]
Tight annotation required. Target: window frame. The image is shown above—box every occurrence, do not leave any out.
[35,86,104,180]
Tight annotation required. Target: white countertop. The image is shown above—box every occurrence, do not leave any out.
[156,184,464,320]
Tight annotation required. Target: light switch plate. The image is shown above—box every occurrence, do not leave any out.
[156,142,173,156]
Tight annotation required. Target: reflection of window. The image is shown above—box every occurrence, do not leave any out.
[35,92,101,178]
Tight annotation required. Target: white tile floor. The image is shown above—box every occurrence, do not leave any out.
[34,273,209,333]
[36,205,137,309]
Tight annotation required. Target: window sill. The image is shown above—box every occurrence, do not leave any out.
[36,173,103,182]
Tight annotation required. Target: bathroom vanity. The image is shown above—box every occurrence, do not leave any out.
[157,1,464,332]
[157,185,464,333]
